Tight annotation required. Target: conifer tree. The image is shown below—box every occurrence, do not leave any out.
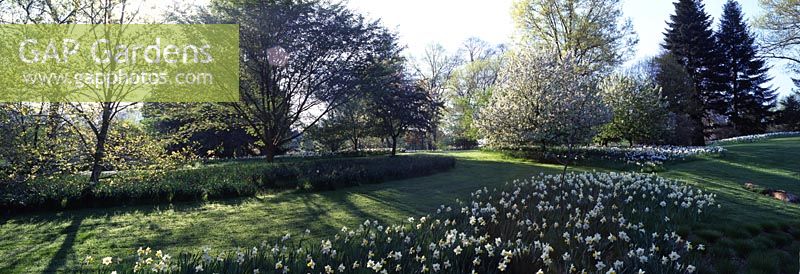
[662,0,726,145]
[717,0,777,134]
[780,79,800,131]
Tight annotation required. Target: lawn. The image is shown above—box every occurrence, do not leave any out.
[1,138,799,273]
[0,151,564,273]
[660,137,800,273]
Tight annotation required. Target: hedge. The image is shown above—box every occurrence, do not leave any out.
[0,155,456,214]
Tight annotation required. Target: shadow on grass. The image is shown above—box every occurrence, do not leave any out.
[0,155,565,273]
[3,201,210,226]
[43,216,83,273]
[663,168,800,225]
[664,153,800,193]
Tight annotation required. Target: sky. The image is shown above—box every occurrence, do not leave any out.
[345,0,796,98]
[138,0,795,98]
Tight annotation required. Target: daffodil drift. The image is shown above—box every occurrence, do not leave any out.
[80,172,715,274]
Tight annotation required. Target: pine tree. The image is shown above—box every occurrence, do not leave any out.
[662,0,726,145]
[780,91,800,131]
[781,78,800,131]
[716,0,777,135]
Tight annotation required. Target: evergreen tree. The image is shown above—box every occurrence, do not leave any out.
[779,93,800,131]
[646,54,705,145]
[780,79,800,131]
[662,0,726,145]
[716,0,777,135]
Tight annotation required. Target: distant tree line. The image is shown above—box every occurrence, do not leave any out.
[477,0,799,153]
[3,0,800,189]
[0,0,439,189]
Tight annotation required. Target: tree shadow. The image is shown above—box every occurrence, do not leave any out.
[43,215,83,273]
[7,188,267,225]
[665,169,800,222]
[1,154,562,272]
[666,156,800,192]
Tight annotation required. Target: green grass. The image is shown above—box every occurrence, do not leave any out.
[2,138,800,273]
[661,137,800,224]
[0,151,566,273]
[659,137,800,273]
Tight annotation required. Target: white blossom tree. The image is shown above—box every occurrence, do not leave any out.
[478,49,610,152]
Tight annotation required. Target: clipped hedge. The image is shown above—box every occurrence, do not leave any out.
[0,155,455,214]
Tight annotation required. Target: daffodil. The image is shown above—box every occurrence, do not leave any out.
[102,257,113,266]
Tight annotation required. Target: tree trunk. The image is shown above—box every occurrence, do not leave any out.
[390,135,398,156]
[430,128,438,150]
[45,103,61,140]
[89,114,111,185]
[560,134,577,184]
[352,135,359,152]
[31,105,45,147]
[265,142,277,162]
[88,141,106,184]
[690,114,706,146]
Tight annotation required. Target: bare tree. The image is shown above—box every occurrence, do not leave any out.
[413,43,459,150]
[67,0,142,184]
[757,0,800,65]
[458,37,497,63]
[512,0,637,73]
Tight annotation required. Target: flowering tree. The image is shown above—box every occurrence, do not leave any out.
[0,0,79,182]
[0,0,138,185]
[478,49,610,153]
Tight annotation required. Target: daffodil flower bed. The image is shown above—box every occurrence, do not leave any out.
[80,172,717,274]
[583,146,726,167]
[710,131,800,145]
[501,145,724,168]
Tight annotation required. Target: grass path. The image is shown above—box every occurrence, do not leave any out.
[2,139,800,273]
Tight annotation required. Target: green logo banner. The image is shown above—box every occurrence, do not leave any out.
[0,24,240,102]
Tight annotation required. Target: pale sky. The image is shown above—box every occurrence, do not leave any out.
[141,0,795,98]
[346,0,796,98]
